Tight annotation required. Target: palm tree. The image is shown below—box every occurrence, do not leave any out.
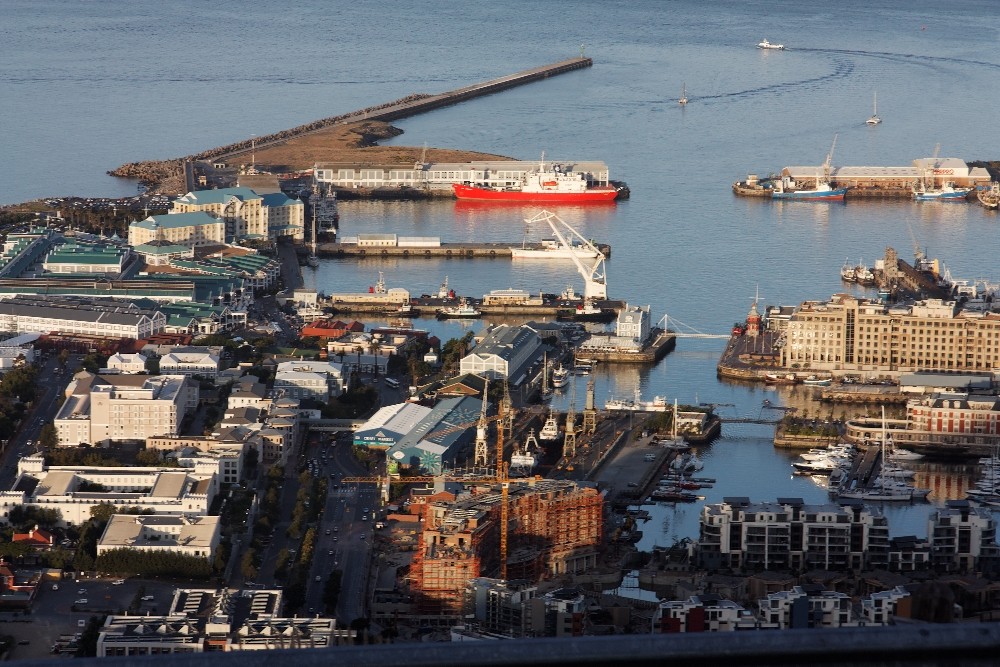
[354,345,365,378]
[368,339,383,379]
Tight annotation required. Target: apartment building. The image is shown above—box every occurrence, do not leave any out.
[97,588,352,656]
[410,480,603,617]
[273,359,345,401]
[54,373,198,447]
[758,585,859,629]
[928,501,1000,573]
[696,497,890,572]
[653,594,759,633]
[781,293,1000,375]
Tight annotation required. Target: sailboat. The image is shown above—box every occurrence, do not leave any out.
[837,407,930,502]
[866,91,881,126]
[678,83,688,106]
[659,399,688,450]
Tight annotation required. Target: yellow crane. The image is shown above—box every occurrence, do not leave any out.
[342,387,514,578]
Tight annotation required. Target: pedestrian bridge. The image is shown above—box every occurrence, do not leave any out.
[302,418,365,432]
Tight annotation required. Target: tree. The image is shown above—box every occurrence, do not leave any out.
[38,424,58,450]
[144,355,160,375]
[240,548,258,579]
[89,503,117,523]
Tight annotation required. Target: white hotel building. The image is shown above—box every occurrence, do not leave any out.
[97,514,222,560]
[55,373,198,447]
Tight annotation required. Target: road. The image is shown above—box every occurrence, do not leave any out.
[0,353,76,489]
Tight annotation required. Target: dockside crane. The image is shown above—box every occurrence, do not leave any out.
[525,210,607,302]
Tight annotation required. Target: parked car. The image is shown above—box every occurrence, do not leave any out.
[74,599,88,605]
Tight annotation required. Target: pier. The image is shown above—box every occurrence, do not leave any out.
[836,445,882,494]
[313,240,611,259]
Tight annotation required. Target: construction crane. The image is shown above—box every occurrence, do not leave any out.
[525,210,607,302]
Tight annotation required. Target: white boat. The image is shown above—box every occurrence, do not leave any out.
[866,91,881,126]
[802,376,832,386]
[550,364,570,388]
[835,408,930,501]
[605,389,668,412]
[436,298,482,319]
[757,38,785,50]
[840,258,856,282]
[510,237,601,260]
[854,262,875,285]
[539,411,561,441]
[678,82,688,106]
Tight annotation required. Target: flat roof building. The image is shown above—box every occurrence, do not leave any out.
[97,514,222,560]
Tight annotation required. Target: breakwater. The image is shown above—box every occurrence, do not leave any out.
[110,58,593,187]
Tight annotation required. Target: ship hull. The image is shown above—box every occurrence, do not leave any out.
[452,183,619,203]
[510,247,600,260]
[772,188,847,201]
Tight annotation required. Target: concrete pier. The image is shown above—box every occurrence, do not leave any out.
[314,240,612,259]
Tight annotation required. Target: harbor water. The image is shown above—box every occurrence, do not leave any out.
[5,0,1000,544]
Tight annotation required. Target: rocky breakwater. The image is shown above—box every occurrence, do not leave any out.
[107,93,432,193]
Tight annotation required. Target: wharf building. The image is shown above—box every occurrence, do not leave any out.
[780,157,990,192]
[845,393,1000,455]
[313,160,613,195]
[780,293,1000,376]
[353,397,484,474]
[97,588,353,656]
[0,295,166,340]
[577,304,652,355]
[409,479,603,617]
[459,324,544,383]
[273,359,345,401]
[695,498,1000,575]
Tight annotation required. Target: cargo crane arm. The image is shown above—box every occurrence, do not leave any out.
[525,210,607,301]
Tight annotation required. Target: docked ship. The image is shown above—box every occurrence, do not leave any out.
[311,184,340,239]
[510,238,602,260]
[550,364,570,389]
[771,176,847,201]
[435,298,482,319]
[912,182,972,201]
[510,429,540,476]
[538,411,561,441]
[977,182,1000,210]
[452,155,620,203]
[605,389,668,412]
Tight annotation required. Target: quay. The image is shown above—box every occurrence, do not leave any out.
[312,240,612,259]
[575,328,677,364]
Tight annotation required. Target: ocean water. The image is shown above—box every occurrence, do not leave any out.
[4,0,1000,541]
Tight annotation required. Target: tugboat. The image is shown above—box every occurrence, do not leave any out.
[538,411,561,442]
[436,298,482,320]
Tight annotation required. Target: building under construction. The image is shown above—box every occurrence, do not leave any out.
[409,479,604,616]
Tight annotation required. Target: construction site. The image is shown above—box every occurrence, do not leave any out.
[407,479,604,616]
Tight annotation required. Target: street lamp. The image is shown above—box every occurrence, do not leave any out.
[251,134,256,169]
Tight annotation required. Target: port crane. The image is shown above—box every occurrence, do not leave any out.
[525,210,607,301]
[341,384,516,578]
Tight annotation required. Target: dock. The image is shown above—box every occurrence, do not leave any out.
[836,446,881,495]
[314,240,612,259]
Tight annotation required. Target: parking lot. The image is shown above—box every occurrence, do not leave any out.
[1,578,178,660]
